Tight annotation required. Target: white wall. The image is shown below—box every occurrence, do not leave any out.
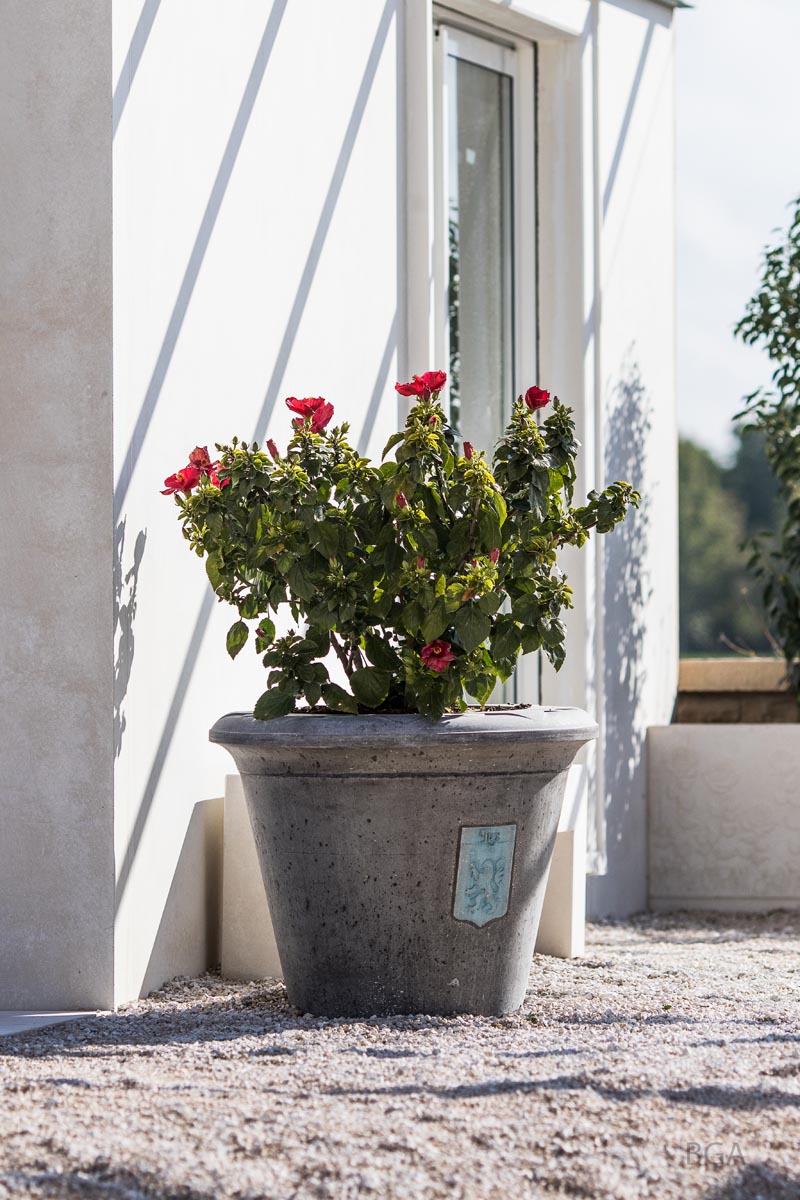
[532,0,679,914]
[112,0,401,1002]
[588,0,679,916]
[0,2,115,1009]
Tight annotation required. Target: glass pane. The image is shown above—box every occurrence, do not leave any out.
[447,54,513,451]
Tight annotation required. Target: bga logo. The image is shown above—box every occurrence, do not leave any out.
[682,1143,746,1169]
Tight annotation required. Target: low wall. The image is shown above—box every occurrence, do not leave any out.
[648,725,800,912]
[674,658,798,724]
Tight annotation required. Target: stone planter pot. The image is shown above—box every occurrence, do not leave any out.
[210,707,596,1016]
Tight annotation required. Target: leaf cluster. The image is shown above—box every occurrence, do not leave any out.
[171,393,638,719]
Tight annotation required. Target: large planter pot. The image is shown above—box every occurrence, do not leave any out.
[210,706,596,1016]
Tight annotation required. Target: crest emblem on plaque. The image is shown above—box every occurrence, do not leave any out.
[452,824,516,927]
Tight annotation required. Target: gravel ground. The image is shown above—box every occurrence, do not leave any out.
[0,912,798,1200]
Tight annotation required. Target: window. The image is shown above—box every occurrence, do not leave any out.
[433,22,537,451]
[433,18,537,701]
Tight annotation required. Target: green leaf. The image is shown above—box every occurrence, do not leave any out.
[401,600,424,636]
[421,598,448,643]
[253,689,295,720]
[477,591,503,615]
[206,552,224,590]
[382,431,406,460]
[512,593,540,624]
[384,540,404,574]
[311,520,339,558]
[478,509,501,549]
[491,620,521,661]
[490,490,507,526]
[255,618,276,650]
[465,672,496,705]
[285,559,317,601]
[364,631,401,670]
[520,627,542,653]
[453,604,492,653]
[226,620,249,659]
[240,594,260,619]
[322,683,359,714]
[349,666,392,708]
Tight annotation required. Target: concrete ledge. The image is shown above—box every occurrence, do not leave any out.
[648,725,800,911]
[678,658,789,692]
[675,659,798,723]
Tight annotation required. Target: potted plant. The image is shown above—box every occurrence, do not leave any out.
[163,372,638,1015]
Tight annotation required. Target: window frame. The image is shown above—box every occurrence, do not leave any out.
[431,19,538,441]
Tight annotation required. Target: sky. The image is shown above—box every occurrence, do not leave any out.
[676,0,800,461]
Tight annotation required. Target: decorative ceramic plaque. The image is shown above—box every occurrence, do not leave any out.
[452,824,517,927]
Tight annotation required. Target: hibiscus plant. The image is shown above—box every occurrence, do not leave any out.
[163,372,638,720]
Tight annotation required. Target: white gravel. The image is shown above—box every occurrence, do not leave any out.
[1,912,798,1200]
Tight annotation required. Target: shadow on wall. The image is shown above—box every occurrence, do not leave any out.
[591,353,653,913]
[113,520,146,758]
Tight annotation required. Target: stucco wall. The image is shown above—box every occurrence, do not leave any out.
[112,0,400,1001]
[0,2,115,1009]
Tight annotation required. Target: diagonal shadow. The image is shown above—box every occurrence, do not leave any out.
[357,311,398,455]
[115,2,397,918]
[112,0,162,137]
[113,0,289,523]
[703,1164,800,1200]
[115,591,214,911]
[602,20,654,217]
[250,0,396,446]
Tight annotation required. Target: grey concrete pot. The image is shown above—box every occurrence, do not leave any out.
[210,707,596,1016]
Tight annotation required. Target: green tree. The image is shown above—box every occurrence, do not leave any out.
[735,196,800,698]
[679,438,772,654]
[722,426,781,539]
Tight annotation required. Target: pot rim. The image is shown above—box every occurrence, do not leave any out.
[210,705,599,747]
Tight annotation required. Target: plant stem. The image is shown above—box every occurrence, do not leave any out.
[330,631,351,675]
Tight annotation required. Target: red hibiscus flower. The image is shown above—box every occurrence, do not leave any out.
[266,439,280,461]
[489,548,500,564]
[421,639,457,673]
[208,464,230,489]
[463,441,474,460]
[396,492,408,508]
[417,556,426,570]
[161,465,202,495]
[188,446,212,472]
[395,370,447,398]
[524,386,551,411]
[285,396,334,432]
